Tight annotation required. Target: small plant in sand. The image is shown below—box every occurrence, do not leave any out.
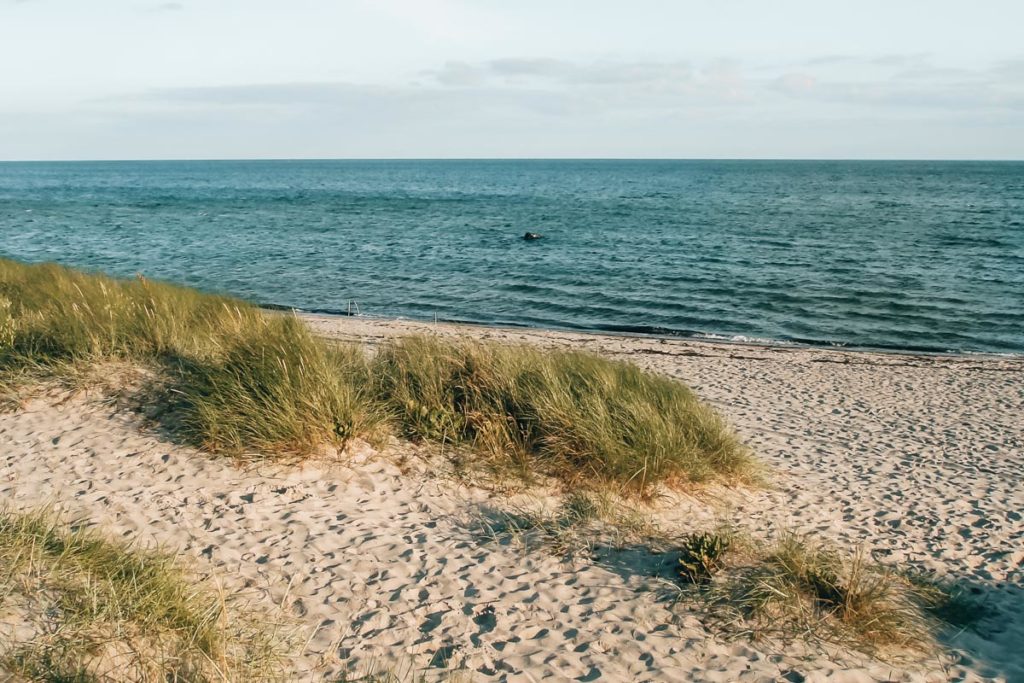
[687,532,979,657]
[0,506,287,682]
[677,531,732,584]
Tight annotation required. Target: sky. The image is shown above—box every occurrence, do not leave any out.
[1,0,1022,160]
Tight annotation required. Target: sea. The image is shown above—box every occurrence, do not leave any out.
[1,159,1022,355]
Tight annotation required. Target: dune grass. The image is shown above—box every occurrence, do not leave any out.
[678,531,977,657]
[169,316,384,457]
[0,258,384,458]
[0,257,752,492]
[373,335,753,492]
[0,258,261,366]
[0,507,285,682]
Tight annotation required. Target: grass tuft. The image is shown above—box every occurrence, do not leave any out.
[171,316,384,457]
[374,335,753,493]
[677,531,732,584]
[0,506,285,682]
[0,258,383,458]
[689,532,976,656]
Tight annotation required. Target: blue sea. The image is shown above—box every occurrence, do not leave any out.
[1,160,1022,355]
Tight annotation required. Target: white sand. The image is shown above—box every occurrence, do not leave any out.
[1,314,1022,682]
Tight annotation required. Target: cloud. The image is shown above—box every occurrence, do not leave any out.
[770,58,1024,111]
[107,53,1024,122]
[123,82,395,106]
[13,53,1020,160]
[420,55,1024,114]
[993,58,1024,80]
[772,72,818,95]
[802,55,856,67]
[149,2,184,12]
[776,79,1024,110]
[106,80,594,121]
[427,58,695,90]
[870,53,930,67]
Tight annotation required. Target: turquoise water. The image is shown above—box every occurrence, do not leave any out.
[1,159,1022,354]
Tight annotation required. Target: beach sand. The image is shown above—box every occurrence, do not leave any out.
[2,314,1022,681]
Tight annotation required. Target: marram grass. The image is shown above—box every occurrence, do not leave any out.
[0,257,753,492]
[374,335,753,491]
[679,530,979,657]
[0,257,385,458]
[0,506,286,682]
[0,258,264,364]
[170,315,384,457]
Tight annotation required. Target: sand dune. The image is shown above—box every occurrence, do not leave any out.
[2,316,1022,681]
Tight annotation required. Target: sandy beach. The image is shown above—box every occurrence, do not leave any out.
[2,314,1022,682]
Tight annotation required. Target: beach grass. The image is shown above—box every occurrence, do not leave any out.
[0,257,752,492]
[683,531,969,656]
[373,335,753,492]
[0,258,384,457]
[0,506,285,682]
[0,258,262,366]
[170,315,385,457]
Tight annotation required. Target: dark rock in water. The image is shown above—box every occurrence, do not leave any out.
[523,232,543,241]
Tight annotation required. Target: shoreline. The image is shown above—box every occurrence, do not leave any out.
[273,306,1024,361]
[298,310,1024,368]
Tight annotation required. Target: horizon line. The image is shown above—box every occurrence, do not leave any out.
[2,156,1023,163]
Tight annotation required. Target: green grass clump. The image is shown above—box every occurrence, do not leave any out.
[677,531,732,584]
[697,533,965,655]
[0,507,285,681]
[0,258,262,366]
[171,315,383,456]
[0,258,382,457]
[374,335,752,493]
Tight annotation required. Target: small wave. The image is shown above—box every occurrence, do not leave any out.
[692,332,797,346]
[934,235,1009,248]
[961,350,1024,359]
